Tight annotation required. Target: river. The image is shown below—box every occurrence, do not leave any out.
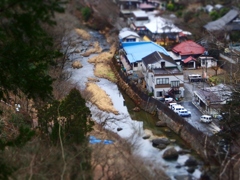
[63,29,205,180]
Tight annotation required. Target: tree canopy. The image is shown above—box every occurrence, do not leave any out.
[221,86,240,138]
[0,0,65,100]
[38,88,94,145]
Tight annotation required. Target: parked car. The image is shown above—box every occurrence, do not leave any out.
[213,114,223,121]
[188,74,204,82]
[200,115,212,123]
[178,109,191,117]
[165,97,173,103]
[158,97,165,102]
[168,102,177,109]
[172,105,185,113]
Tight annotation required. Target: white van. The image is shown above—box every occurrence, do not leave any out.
[200,115,212,123]
[172,105,185,113]
[171,104,181,110]
[168,102,177,109]
[188,74,203,82]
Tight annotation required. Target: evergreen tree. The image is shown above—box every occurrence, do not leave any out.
[38,88,94,144]
[0,0,65,100]
[221,86,240,139]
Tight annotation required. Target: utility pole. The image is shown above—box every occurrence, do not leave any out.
[204,50,208,81]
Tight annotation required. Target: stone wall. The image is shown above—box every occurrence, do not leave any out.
[111,59,240,180]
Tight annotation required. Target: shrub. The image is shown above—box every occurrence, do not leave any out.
[166,2,175,11]
[176,10,182,18]
[81,7,91,21]
[230,32,240,42]
[148,92,154,97]
[210,10,219,21]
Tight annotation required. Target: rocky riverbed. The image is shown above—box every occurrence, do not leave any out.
[63,28,205,180]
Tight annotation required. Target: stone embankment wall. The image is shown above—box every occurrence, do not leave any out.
[110,60,213,161]
[111,59,240,180]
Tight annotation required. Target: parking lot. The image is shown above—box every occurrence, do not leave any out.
[178,101,221,136]
[174,68,224,136]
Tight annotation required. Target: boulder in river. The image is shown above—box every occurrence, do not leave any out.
[184,157,199,167]
[175,163,181,168]
[187,167,195,174]
[178,149,191,155]
[162,147,179,160]
[152,137,170,147]
[156,143,167,150]
[142,134,151,139]
[174,174,194,180]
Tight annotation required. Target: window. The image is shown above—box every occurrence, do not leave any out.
[126,38,135,42]
[156,91,162,97]
[134,62,138,67]
[161,62,165,68]
[156,78,169,85]
[202,59,206,65]
[171,81,179,87]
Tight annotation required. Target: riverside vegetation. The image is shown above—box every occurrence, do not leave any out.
[1,0,240,179]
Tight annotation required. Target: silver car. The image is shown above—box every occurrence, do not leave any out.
[178,110,191,117]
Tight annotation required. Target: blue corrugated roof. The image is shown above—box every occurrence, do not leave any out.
[122,41,170,63]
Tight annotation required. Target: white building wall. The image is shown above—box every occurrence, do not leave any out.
[153,74,184,84]
[164,61,176,67]
[132,61,143,71]
[152,74,184,99]
[199,57,217,68]
[142,61,184,98]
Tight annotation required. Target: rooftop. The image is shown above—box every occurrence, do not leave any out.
[122,41,169,63]
[153,67,182,75]
[142,51,176,67]
[204,9,239,31]
[119,30,140,40]
[172,40,205,56]
[144,16,183,33]
[132,10,148,18]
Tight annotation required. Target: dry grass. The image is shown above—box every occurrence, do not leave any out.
[94,63,117,83]
[87,43,116,63]
[92,41,102,53]
[72,60,83,69]
[85,82,118,115]
[87,51,112,63]
[109,44,117,54]
[87,77,100,82]
[81,41,103,57]
[75,28,91,40]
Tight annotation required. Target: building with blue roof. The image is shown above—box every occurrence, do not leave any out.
[119,41,170,72]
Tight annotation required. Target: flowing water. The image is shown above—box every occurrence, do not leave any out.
[64,29,207,180]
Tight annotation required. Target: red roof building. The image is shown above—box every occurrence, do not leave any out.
[172,40,205,56]
[182,56,197,69]
[183,56,196,63]
[171,41,205,69]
